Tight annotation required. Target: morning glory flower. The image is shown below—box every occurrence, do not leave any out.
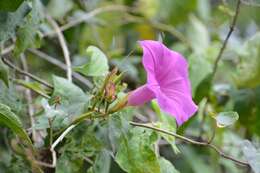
[128,40,198,125]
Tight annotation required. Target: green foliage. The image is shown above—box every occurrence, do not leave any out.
[16,79,49,98]
[234,32,260,88]
[159,157,180,173]
[0,103,33,149]
[51,76,89,121]
[56,152,85,173]
[92,149,111,173]
[241,140,260,173]
[74,46,109,77]
[14,0,43,56]
[0,1,31,42]
[0,0,24,12]
[187,15,210,54]
[0,58,9,87]
[115,127,161,173]
[180,146,215,173]
[151,100,179,153]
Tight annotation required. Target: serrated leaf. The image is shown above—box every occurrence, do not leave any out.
[234,32,260,88]
[159,157,179,173]
[241,140,260,173]
[0,58,9,87]
[115,127,160,173]
[74,46,109,77]
[0,0,24,12]
[0,103,33,149]
[215,111,239,128]
[0,1,31,42]
[151,100,179,153]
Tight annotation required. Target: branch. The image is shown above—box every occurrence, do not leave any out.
[212,0,241,77]
[46,14,72,82]
[44,5,129,37]
[28,48,93,88]
[20,54,37,143]
[1,56,53,89]
[1,44,14,55]
[129,121,249,167]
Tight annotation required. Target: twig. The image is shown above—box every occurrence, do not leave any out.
[1,44,14,55]
[129,121,249,167]
[46,14,72,82]
[36,124,76,168]
[44,5,129,37]
[212,0,241,77]
[20,54,37,143]
[1,56,53,89]
[27,49,93,88]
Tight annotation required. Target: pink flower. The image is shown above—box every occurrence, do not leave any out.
[128,40,197,125]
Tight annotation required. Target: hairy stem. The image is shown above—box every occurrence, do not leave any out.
[130,121,249,167]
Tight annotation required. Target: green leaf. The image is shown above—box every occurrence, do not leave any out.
[14,0,43,55]
[0,103,33,149]
[73,46,109,77]
[115,127,160,173]
[95,110,132,153]
[0,1,31,42]
[0,58,9,87]
[180,146,214,173]
[197,0,211,21]
[15,80,49,98]
[194,74,213,103]
[189,53,212,97]
[241,140,260,173]
[0,82,23,114]
[151,100,179,153]
[51,76,89,122]
[56,152,84,173]
[187,15,210,54]
[47,0,73,19]
[214,111,239,128]
[93,149,111,173]
[159,157,179,173]
[234,32,260,88]
[0,0,24,12]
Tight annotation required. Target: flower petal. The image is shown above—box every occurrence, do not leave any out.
[127,85,155,106]
[156,90,197,125]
